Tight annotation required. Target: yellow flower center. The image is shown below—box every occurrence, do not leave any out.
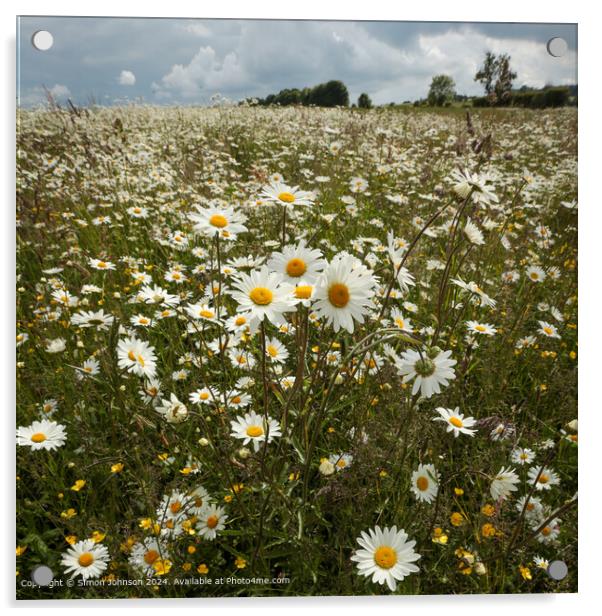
[209,214,228,228]
[249,287,273,305]
[200,309,214,319]
[267,345,278,357]
[475,325,486,332]
[530,273,539,280]
[374,546,397,569]
[139,318,149,325]
[246,425,264,438]
[78,553,94,567]
[235,316,247,326]
[144,549,160,565]
[416,476,429,491]
[231,396,241,404]
[543,327,553,335]
[541,526,551,536]
[206,515,219,529]
[450,416,464,428]
[170,501,182,514]
[278,191,295,203]
[336,459,347,468]
[328,283,350,308]
[200,392,209,400]
[538,474,549,484]
[295,285,313,300]
[31,432,47,443]
[97,261,107,269]
[286,258,307,277]
[395,318,405,329]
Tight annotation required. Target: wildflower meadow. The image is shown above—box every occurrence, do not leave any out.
[16,103,577,598]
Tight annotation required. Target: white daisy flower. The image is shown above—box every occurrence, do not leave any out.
[155,393,188,424]
[228,266,296,333]
[389,308,413,333]
[89,258,116,271]
[351,525,420,591]
[410,463,439,503]
[537,321,561,339]
[45,338,66,353]
[189,203,247,240]
[128,537,169,577]
[196,504,228,540]
[16,419,67,451]
[511,447,535,465]
[267,240,325,284]
[328,452,353,471]
[189,387,218,406]
[490,466,520,501]
[230,411,282,451]
[313,254,377,333]
[61,539,110,580]
[396,348,457,399]
[71,309,115,330]
[463,217,485,245]
[533,518,561,544]
[527,466,561,491]
[466,320,497,336]
[261,181,315,208]
[516,494,544,519]
[432,407,477,437]
[525,265,546,283]
[265,337,289,363]
[116,336,157,379]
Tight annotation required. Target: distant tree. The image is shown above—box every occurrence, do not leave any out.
[427,74,456,106]
[308,80,349,107]
[357,93,373,109]
[494,54,517,104]
[474,51,498,97]
[474,52,517,105]
[258,80,350,108]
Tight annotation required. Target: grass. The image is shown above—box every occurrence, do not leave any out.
[16,103,577,598]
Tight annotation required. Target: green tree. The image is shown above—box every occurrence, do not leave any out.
[474,52,517,105]
[357,93,373,109]
[474,51,498,97]
[427,74,456,106]
[494,54,517,104]
[308,80,349,107]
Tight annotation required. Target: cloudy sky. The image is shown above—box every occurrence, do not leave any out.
[17,17,577,107]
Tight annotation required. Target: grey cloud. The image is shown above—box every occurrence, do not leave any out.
[17,17,577,107]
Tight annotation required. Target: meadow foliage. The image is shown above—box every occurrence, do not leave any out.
[16,103,577,598]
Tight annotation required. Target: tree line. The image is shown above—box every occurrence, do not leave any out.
[249,80,373,109]
[424,52,575,108]
[245,53,574,110]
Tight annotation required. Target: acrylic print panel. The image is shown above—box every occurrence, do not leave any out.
[16,16,577,599]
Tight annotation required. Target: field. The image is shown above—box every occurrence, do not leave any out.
[16,103,578,598]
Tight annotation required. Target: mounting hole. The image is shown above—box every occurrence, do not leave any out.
[32,30,54,51]
[547,37,568,58]
[547,560,568,580]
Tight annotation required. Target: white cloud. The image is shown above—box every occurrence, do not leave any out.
[156,46,248,99]
[119,70,136,86]
[49,84,71,99]
[19,84,71,106]
[182,23,211,37]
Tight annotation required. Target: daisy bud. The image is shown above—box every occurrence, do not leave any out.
[319,460,335,476]
[237,447,251,459]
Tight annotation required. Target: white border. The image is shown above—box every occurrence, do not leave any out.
[2,1,599,613]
